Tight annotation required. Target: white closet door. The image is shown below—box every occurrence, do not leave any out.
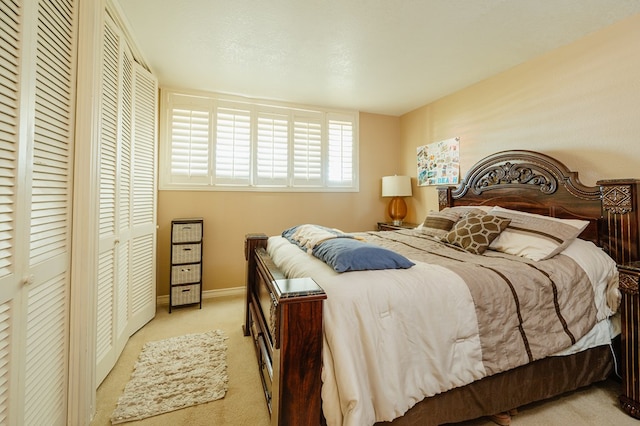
[96,13,123,384]
[0,0,24,421]
[24,0,76,422]
[114,33,133,369]
[129,63,157,333]
[95,12,157,384]
[0,0,76,424]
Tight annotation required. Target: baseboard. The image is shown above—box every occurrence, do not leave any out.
[157,286,245,306]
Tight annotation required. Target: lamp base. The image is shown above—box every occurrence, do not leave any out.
[388,197,407,225]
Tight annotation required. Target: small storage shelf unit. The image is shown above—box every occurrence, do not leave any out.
[169,218,203,312]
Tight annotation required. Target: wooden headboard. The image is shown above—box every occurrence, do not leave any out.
[436,150,640,265]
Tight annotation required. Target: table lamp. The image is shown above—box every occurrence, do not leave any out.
[382,175,412,225]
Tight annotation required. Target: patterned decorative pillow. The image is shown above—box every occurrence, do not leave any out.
[488,206,589,260]
[442,212,511,255]
[420,206,491,237]
[421,209,462,237]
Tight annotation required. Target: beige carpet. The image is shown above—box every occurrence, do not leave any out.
[92,294,637,426]
[110,330,228,424]
[91,295,270,426]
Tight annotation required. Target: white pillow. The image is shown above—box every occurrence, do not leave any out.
[561,238,620,319]
[488,206,589,261]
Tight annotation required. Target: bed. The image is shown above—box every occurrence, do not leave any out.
[243,150,640,426]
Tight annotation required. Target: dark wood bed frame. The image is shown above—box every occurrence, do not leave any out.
[243,150,640,426]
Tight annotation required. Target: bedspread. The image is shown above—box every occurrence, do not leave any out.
[267,229,619,426]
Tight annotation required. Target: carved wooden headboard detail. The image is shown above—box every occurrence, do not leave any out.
[436,150,640,265]
[599,179,640,265]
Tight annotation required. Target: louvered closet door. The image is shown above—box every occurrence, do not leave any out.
[96,13,127,384]
[114,26,133,371]
[24,0,76,422]
[0,0,76,424]
[129,63,157,333]
[0,0,23,421]
[96,13,157,384]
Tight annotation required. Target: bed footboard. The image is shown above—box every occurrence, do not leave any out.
[244,234,327,426]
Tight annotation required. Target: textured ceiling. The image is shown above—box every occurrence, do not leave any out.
[114,0,640,116]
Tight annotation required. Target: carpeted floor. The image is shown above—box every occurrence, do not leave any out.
[91,294,636,426]
[91,295,269,426]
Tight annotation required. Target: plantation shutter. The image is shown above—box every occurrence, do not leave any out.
[169,106,210,184]
[327,116,354,186]
[255,111,288,186]
[215,106,251,185]
[292,114,323,186]
[160,90,358,191]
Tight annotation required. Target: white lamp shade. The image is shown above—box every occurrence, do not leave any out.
[382,175,412,197]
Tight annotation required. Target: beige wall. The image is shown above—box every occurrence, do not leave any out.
[157,112,401,295]
[158,13,640,295]
[400,14,640,216]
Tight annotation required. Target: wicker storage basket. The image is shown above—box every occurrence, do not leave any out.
[171,263,201,284]
[172,222,203,243]
[171,284,201,305]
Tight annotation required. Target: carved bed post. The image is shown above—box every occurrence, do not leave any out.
[244,234,268,336]
[597,179,640,265]
[598,179,640,420]
[437,186,454,210]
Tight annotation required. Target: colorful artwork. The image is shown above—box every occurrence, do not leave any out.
[417,137,460,186]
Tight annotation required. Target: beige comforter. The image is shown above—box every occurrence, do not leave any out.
[267,229,619,426]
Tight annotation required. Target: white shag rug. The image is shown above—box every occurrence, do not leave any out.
[111,330,228,424]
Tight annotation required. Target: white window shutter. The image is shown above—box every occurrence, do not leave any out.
[159,90,359,191]
[292,114,323,186]
[327,115,354,187]
[255,111,288,186]
[170,107,210,182]
[215,106,251,185]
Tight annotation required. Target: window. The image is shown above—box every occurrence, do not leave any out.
[159,90,359,191]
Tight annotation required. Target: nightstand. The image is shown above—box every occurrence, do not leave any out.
[617,262,640,419]
[377,222,419,231]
